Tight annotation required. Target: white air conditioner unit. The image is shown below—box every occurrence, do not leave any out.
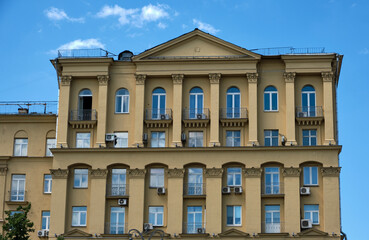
[43,230,49,237]
[197,228,205,234]
[300,187,311,195]
[118,198,128,206]
[105,133,116,142]
[234,186,243,194]
[298,112,308,117]
[144,223,153,231]
[222,186,231,194]
[37,230,49,237]
[157,187,166,195]
[197,114,203,119]
[301,219,312,229]
[160,114,166,120]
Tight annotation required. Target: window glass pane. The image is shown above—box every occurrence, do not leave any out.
[312,167,318,185]
[235,206,241,224]
[264,93,270,110]
[272,93,278,110]
[80,212,86,225]
[72,212,78,226]
[116,96,122,112]
[197,95,203,110]
[227,206,233,225]
[313,212,319,223]
[303,167,310,185]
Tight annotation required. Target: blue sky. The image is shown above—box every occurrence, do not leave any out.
[0,0,367,238]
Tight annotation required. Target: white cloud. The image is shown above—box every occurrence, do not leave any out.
[359,48,369,55]
[96,5,139,25]
[193,19,220,35]
[141,4,169,22]
[49,39,105,54]
[44,7,84,23]
[157,22,167,29]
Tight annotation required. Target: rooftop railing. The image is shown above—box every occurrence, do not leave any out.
[0,101,57,115]
[250,47,327,56]
[57,48,116,58]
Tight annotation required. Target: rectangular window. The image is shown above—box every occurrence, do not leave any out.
[264,130,278,146]
[303,130,317,146]
[74,169,88,188]
[150,168,164,188]
[111,169,126,196]
[11,174,25,201]
[226,206,242,226]
[304,205,319,224]
[44,175,52,193]
[303,167,318,186]
[42,211,50,230]
[188,168,203,195]
[149,206,164,226]
[76,133,90,148]
[151,132,165,147]
[72,206,87,226]
[265,167,280,194]
[115,132,128,148]
[187,206,202,233]
[227,168,242,186]
[46,138,56,156]
[226,131,241,147]
[14,139,28,156]
[188,132,203,147]
[265,205,280,233]
[110,207,125,234]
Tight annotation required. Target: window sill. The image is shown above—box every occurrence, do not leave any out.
[43,192,52,195]
[303,185,319,187]
[263,110,279,113]
[71,225,87,228]
[73,187,88,189]
[6,200,29,205]
[114,112,129,115]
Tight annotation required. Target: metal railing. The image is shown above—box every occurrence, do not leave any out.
[262,221,285,233]
[0,101,57,115]
[58,48,116,58]
[296,106,323,118]
[250,47,326,56]
[9,190,27,202]
[106,184,128,197]
[183,222,206,234]
[70,109,97,121]
[145,108,172,120]
[183,108,210,120]
[183,183,206,196]
[220,108,247,119]
[262,182,284,195]
[104,222,128,234]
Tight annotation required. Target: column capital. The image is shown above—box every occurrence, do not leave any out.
[321,71,334,82]
[97,75,110,85]
[135,74,146,85]
[0,167,8,176]
[209,73,221,84]
[282,167,301,177]
[243,167,262,178]
[167,168,185,178]
[172,74,184,85]
[128,168,146,178]
[60,75,72,86]
[205,168,223,178]
[284,72,296,83]
[90,168,108,179]
[246,73,258,83]
[50,168,69,179]
[321,166,341,177]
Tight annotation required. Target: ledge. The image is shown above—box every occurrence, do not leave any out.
[261,194,285,198]
[183,195,206,199]
[179,233,209,237]
[145,119,172,128]
[220,118,248,127]
[6,201,29,205]
[258,232,289,237]
[183,119,209,128]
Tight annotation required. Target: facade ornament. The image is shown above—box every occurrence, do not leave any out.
[321,166,341,177]
[167,168,185,178]
[284,72,296,83]
[243,167,262,178]
[0,167,8,176]
[209,73,221,84]
[205,168,223,178]
[50,168,69,179]
[90,168,108,178]
[172,74,184,85]
[282,167,301,177]
[97,75,110,85]
[321,72,334,82]
[128,168,146,178]
[60,75,72,86]
[135,74,146,85]
[246,73,258,83]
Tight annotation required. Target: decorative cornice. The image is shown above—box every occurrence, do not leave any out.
[90,168,108,178]
[128,168,146,178]
[60,76,72,86]
[204,168,223,178]
[97,75,109,85]
[321,72,334,82]
[243,167,262,178]
[246,73,258,83]
[50,168,69,179]
[0,167,8,176]
[282,167,301,177]
[209,73,221,84]
[167,168,185,178]
[172,74,184,85]
[321,166,341,177]
[135,74,146,85]
[284,72,296,83]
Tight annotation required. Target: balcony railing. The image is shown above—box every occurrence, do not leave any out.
[183,108,210,120]
[0,101,57,115]
[183,222,206,234]
[9,190,27,202]
[104,222,127,235]
[296,106,323,118]
[262,221,285,233]
[145,108,172,120]
[220,108,247,119]
[106,184,128,197]
[58,48,116,58]
[262,182,284,195]
[70,109,97,121]
[183,183,206,196]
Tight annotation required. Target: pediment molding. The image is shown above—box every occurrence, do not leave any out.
[218,228,250,237]
[298,228,328,236]
[63,229,92,237]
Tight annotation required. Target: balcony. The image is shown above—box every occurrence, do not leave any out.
[145,108,172,128]
[261,222,286,234]
[220,108,248,127]
[69,109,97,128]
[104,222,127,235]
[183,222,206,234]
[296,106,324,125]
[182,108,210,128]
[261,182,284,197]
[183,183,206,197]
[6,190,28,205]
[106,184,129,198]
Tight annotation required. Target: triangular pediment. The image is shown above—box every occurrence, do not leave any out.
[218,228,250,237]
[133,29,260,61]
[64,229,93,237]
[299,228,328,236]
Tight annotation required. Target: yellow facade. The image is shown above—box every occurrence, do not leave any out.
[0,29,343,239]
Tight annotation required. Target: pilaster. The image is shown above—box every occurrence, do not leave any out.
[246,73,259,146]
[96,75,110,147]
[205,168,223,234]
[284,72,297,146]
[322,72,336,145]
[209,73,221,146]
[134,74,146,147]
[0,167,8,223]
[127,169,146,231]
[167,169,185,234]
[57,76,72,147]
[172,74,184,147]
[244,167,262,233]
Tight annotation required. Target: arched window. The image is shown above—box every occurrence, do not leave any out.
[189,87,203,119]
[78,89,92,120]
[227,87,240,118]
[302,85,316,117]
[152,88,166,119]
[115,88,129,113]
[264,86,278,111]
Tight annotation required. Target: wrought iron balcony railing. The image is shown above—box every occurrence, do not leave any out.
[145,108,172,120]
[106,184,128,197]
[296,106,323,118]
[183,222,206,234]
[261,182,284,195]
[183,183,206,196]
[104,222,128,235]
[70,109,97,121]
[262,221,285,233]
[183,108,210,120]
[220,108,247,119]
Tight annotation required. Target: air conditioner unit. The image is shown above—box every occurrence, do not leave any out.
[234,186,243,194]
[144,223,153,231]
[298,112,307,117]
[160,114,166,120]
[43,230,49,237]
[118,198,128,206]
[222,186,231,194]
[37,230,44,237]
[300,187,311,195]
[197,228,205,234]
[157,187,166,195]
[301,219,312,229]
[197,114,203,119]
[105,133,116,142]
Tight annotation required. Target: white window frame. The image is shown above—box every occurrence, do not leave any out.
[11,174,25,201]
[265,167,280,194]
[265,205,281,233]
[264,130,279,146]
[110,207,125,234]
[189,89,204,117]
[304,205,319,225]
[188,131,203,147]
[227,168,242,186]
[149,206,164,226]
[151,131,165,148]
[264,87,278,111]
[226,130,241,147]
[72,206,87,227]
[44,174,52,193]
[226,206,242,226]
[115,89,129,113]
[150,168,164,188]
[45,138,56,156]
[14,138,28,156]
[76,133,90,148]
[187,206,203,233]
[303,166,318,186]
[74,169,88,188]
[114,132,128,148]
[42,211,50,230]
[302,129,317,146]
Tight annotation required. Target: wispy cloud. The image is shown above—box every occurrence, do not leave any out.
[359,48,369,55]
[157,22,167,29]
[44,7,84,23]
[49,39,105,54]
[193,19,220,35]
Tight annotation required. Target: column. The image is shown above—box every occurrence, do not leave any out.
[134,75,146,147]
[166,168,185,234]
[321,167,341,235]
[96,76,109,147]
[49,169,69,236]
[284,73,297,146]
[209,73,221,146]
[127,169,146,231]
[171,75,184,147]
[205,168,223,234]
[244,167,262,234]
[57,76,72,148]
[282,167,301,234]
[246,73,259,146]
[322,72,336,145]
[0,167,8,225]
[89,169,108,234]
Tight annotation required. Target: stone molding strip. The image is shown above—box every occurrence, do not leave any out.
[90,168,108,178]
[243,167,262,178]
[321,166,341,177]
[50,168,69,179]
[167,168,185,178]
[128,168,146,178]
[282,167,301,177]
[204,168,223,178]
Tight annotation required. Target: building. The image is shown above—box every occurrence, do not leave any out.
[0,29,344,240]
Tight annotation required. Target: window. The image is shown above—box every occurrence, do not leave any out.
[302,85,316,117]
[265,167,280,194]
[151,132,165,147]
[304,205,319,224]
[264,86,278,111]
[72,207,87,226]
[226,206,241,226]
[76,133,90,148]
[303,130,317,146]
[44,175,52,193]
[110,207,125,234]
[227,168,242,186]
[115,132,128,148]
[149,206,164,226]
[150,168,164,188]
[189,87,204,119]
[11,174,25,201]
[303,167,318,186]
[188,168,203,195]
[226,131,241,147]
[264,130,279,146]
[226,87,241,118]
[111,169,126,196]
[42,211,50,230]
[188,132,203,147]
[187,206,202,233]
[78,89,92,120]
[115,88,129,113]
[152,88,166,119]
[74,169,88,188]
[265,205,280,233]
[46,138,56,156]
[14,139,28,156]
